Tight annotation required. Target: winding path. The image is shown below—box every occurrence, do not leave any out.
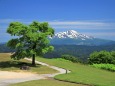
[0,58,70,86]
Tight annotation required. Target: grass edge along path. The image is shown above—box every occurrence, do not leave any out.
[36,57,115,86]
[10,56,87,86]
[11,78,87,86]
[25,58,70,77]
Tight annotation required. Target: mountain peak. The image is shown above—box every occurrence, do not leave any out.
[52,30,94,40]
[67,30,78,33]
[49,30,115,45]
[66,30,79,35]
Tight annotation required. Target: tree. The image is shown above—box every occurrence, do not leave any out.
[88,51,114,64]
[7,21,54,65]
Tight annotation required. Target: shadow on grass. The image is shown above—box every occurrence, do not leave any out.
[0,61,41,69]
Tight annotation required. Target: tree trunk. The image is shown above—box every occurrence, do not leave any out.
[32,54,36,66]
[32,43,36,66]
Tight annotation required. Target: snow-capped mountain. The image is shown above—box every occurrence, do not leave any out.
[49,30,115,45]
[51,30,94,40]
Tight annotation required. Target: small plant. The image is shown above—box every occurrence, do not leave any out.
[91,64,115,72]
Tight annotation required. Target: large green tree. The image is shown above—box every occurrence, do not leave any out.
[7,21,54,65]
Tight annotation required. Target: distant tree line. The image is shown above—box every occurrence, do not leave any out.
[0,44,115,63]
[0,44,115,62]
[61,54,81,63]
[0,44,15,53]
[43,45,115,62]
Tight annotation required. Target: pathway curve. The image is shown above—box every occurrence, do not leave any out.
[0,58,70,86]
[25,58,70,77]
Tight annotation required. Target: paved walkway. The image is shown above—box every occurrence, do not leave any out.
[0,58,70,86]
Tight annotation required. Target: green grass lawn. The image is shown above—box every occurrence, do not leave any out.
[4,54,115,86]
[0,53,58,74]
[0,53,86,86]
[11,79,86,86]
[35,57,115,86]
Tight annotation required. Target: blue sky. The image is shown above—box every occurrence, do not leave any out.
[0,0,115,42]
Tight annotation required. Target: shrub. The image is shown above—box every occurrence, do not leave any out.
[61,54,80,63]
[91,64,115,72]
[88,51,115,64]
[111,51,115,63]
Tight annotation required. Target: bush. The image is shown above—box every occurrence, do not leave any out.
[91,64,115,72]
[111,51,115,64]
[61,54,80,63]
[88,51,115,64]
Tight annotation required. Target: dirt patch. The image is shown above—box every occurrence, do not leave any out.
[0,57,69,86]
[0,71,37,79]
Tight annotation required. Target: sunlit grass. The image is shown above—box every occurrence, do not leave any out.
[0,53,58,74]
[36,57,115,86]
[91,64,115,72]
[11,79,86,86]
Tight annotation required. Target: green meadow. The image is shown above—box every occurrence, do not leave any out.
[1,54,115,86]
[0,53,58,74]
[35,57,115,86]
[11,79,86,86]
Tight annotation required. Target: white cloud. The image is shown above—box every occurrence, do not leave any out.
[0,19,24,23]
[0,19,115,41]
[49,21,106,26]
[82,32,115,40]
[83,32,115,36]
[51,25,112,30]
[48,21,115,30]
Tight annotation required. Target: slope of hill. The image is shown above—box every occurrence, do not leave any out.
[0,44,14,53]
[49,30,115,46]
[0,43,115,62]
[10,57,115,86]
[44,44,115,62]
[36,57,115,86]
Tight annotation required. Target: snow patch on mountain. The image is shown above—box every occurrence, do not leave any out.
[51,30,94,40]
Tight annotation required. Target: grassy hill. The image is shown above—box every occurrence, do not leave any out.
[1,53,115,86]
[0,53,58,74]
[36,57,115,86]
[11,79,86,86]
[0,53,86,86]
[44,44,115,62]
[0,43,115,62]
[11,57,115,86]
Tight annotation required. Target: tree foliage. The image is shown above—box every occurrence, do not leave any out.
[88,51,115,64]
[7,21,54,65]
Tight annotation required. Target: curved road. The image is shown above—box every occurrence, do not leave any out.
[0,58,70,86]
